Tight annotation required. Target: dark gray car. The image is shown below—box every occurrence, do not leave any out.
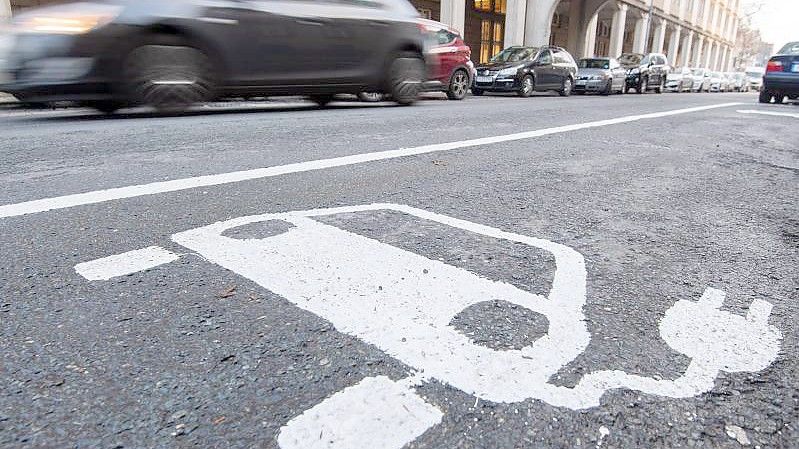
[0,0,427,112]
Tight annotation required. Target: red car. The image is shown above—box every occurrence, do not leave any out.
[359,19,473,102]
[419,19,475,100]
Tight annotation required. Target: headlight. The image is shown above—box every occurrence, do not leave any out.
[498,65,523,76]
[15,4,122,35]
[589,75,605,80]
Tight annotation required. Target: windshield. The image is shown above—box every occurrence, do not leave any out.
[618,54,643,65]
[578,59,610,69]
[692,69,704,76]
[490,47,537,63]
[670,68,685,74]
[777,41,799,55]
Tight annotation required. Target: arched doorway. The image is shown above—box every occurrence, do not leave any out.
[464,0,507,63]
[549,0,570,48]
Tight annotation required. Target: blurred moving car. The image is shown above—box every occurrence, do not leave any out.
[419,19,474,100]
[472,46,577,97]
[745,66,765,91]
[690,68,712,92]
[619,52,669,94]
[665,67,693,92]
[760,41,799,104]
[0,0,427,113]
[574,57,626,95]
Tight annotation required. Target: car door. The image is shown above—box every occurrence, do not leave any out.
[534,49,556,90]
[653,55,668,86]
[202,0,308,86]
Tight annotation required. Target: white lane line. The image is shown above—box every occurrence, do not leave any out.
[0,102,741,220]
[277,376,443,449]
[75,246,179,281]
[738,109,799,118]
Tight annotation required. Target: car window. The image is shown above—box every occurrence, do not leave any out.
[553,51,569,64]
[537,50,553,65]
[432,29,457,45]
[618,53,643,65]
[579,59,610,69]
[777,41,799,55]
[640,55,651,65]
[490,47,538,63]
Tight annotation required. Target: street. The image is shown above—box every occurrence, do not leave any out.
[0,92,797,448]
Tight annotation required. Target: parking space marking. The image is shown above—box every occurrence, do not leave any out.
[738,109,799,118]
[277,376,443,449]
[75,246,179,281]
[0,102,742,220]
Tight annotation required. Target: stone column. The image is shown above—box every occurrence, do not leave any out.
[583,13,599,57]
[1,0,11,19]
[711,41,721,70]
[524,0,559,46]
[608,2,628,58]
[693,35,705,67]
[632,12,651,54]
[504,0,528,47]
[720,45,729,71]
[652,20,667,53]
[440,0,466,34]
[681,31,694,67]
[667,25,682,66]
[704,40,714,68]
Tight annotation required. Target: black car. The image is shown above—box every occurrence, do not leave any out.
[619,52,669,94]
[472,46,578,97]
[760,41,799,104]
[0,0,427,113]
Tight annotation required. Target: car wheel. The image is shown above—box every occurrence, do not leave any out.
[559,77,573,97]
[357,92,385,102]
[471,88,484,96]
[310,95,335,107]
[637,76,647,94]
[89,100,124,114]
[601,79,612,96]
[388,52,425,106]
[446,69,470,100]
[125,39,214,113]
[518,75,534,97]
[655,79,664,94]
[758,90,772,103]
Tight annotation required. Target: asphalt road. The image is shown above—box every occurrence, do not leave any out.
[0,92,797,449]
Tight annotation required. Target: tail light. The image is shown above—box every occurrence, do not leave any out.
[766,59,784,72]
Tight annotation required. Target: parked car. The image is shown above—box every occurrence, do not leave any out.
[419,19,474,100]
[690,68,712,92]
[709,72,725,92]
[665,67,693,92]
[619,52,669,94]
[472,46,578,97]
[730,73,748,92]
[0,0,427,113]
[760,41,799,104]
[745,66,765,91]
[574,57,626,95]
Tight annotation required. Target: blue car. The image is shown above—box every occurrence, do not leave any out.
[760,41,799,103]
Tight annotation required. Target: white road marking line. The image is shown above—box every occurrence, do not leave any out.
[277,376,443,449]
[75,246,179,281]
[0,102,741,219]
[738,109,799,118]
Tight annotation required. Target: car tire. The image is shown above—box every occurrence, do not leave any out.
[518,75,534,98]
[759,90,772,103]
[89,101,124,114]
[559,77,573,97]
[601,79,612,96]
[357,92,385,102]
[655,79,664,94]
[388,52,425,106]
[637,76,647,94]
[310,95,335,107]
[446,69,470,100]
[125,38,215,113]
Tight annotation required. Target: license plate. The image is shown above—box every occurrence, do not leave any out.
[476,76,493,83]
[792,63,799,73]
[576,80,586,86]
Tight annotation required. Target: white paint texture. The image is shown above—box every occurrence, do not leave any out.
[75,246,179,281]
[171,204,782,412]
[738,109,799,119]
[0,103,741,219]
[277,376,443,449]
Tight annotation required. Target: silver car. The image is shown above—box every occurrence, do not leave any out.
[574,57,626,95]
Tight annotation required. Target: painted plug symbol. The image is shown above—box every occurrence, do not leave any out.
[659,288,782,375]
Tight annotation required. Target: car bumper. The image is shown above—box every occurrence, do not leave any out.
[763,73,799,94]
[473,78,520,92]
[573,79,606,92]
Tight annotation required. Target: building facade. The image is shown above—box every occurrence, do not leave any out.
[411,0,741,70]
[1,0,741,70]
